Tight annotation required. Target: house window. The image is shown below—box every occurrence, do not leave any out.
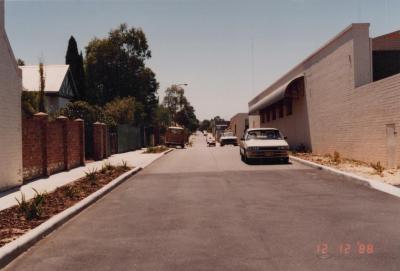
[260,110,265,123]
[285,98,293,116]
[272,106,276,120]
[266,109,270,122]
[279,101,284,118]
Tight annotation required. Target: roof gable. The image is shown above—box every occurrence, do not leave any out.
[19,65,71,93]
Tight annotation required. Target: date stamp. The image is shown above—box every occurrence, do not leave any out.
[316,242,375,258]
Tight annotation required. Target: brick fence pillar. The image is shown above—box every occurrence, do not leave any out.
[33,112,49,176]
[57,116,70,170]
[74,118,85,165]
[102,123,109,158]
[93,122,104,161]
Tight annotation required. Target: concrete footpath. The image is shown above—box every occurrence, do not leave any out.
[0,149,169,212]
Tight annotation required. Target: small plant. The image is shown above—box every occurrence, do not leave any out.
[333,151,341,164]
[144,146,169,153]
[120,160,129,170]
[61,185,79,199]
[100,162,115,174]
[85,168,98,184]
[371,161,385,176]
[16,189,46,220]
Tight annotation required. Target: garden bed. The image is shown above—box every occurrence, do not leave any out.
[292,152,400,185]
[144,145,170,153]
[0,163,131,248]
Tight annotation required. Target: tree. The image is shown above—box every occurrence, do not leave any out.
[85,24,158,126]
[66,36,86,99]
[17,58,25,66]
[104,97,135,125]
[162,84,199,132]
[199,119,211,131]
[38,62,46,112]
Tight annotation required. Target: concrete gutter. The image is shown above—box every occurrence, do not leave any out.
[0,149,174,269]
[290,155,400,198]
[0,167,141,269]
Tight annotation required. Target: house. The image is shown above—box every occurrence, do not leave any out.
[20,64,77,113]
[248,23,400,168]
[229,113,248,139]
[0,0,23,190]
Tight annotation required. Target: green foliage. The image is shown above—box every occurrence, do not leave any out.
[39,62,46,113]
[144,145,169,153]
[66,36,86,99]
[21,91,40,116]
[371,161,385,176]
[162,85,199,133]
[199,119,211,132]
[59,100,115,127]
[61,185,80,199]
[104,97,135,125]
[16,189,46,220]
[333,151,341,164]
[17,58,25,66]
[85,168,98,184]
[85,23,159,126]
[100,161,116,175]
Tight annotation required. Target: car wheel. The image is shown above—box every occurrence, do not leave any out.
[181,144,185,149]
[221,144,224,147]
[282,157,289,164]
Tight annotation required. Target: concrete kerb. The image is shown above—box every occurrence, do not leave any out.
[290,155,400,198]
[0,167,141,269]
[0,147,174,268]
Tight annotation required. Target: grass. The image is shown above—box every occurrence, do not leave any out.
[85,168,98,184]
[370,161,385,176]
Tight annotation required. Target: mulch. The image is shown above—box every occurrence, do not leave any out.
[0,166,130,247]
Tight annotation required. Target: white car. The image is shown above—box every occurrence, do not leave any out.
[239,128,289,163]
[219,131,238,146]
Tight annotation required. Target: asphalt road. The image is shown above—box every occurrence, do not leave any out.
[4,133,400,271]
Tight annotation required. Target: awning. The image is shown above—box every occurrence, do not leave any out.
[248,74,304,114]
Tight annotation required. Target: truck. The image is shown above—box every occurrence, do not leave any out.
[165,126,186,148]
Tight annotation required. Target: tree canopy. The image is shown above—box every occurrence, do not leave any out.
[66,36,86,99]
[85,24,159,126]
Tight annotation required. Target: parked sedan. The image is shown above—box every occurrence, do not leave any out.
[219,132,238,146]
[239,128,289,163]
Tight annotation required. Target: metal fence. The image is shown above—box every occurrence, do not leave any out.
[117,124,142,153]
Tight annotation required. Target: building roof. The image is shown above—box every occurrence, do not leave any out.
[248,23,370,110]
[19,65,70,93]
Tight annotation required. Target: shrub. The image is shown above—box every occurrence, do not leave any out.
[333,151,341,164]
[371,161,385,176]
[16,189,46,220]
[85,168,98,184]
[21,91,40,117]
[144,146,168,153]
[120,160,129,170]
[104,97,135,125]
[100,162,115,175]
[61,186,80,199]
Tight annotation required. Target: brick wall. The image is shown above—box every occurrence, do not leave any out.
[22,113,85,181]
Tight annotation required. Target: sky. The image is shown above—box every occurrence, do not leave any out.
[5,0,400,120]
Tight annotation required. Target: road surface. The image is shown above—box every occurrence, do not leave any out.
[4,133,400,271]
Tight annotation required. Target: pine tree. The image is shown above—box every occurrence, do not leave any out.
[66,36,86,100]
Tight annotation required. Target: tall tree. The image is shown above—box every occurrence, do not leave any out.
[17,58,25,66]
[85,24,158,125]
[66,36,86,99]
[38,62,46,112]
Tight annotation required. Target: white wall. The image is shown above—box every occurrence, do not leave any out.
[0,0,23,190]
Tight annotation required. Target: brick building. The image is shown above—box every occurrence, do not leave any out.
[0,0,23,190]
[248,24,400,168]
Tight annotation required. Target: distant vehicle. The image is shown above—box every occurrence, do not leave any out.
[239,128,289,163]
[206,134,216,147]
[219,131,238,146]
[165,126,186,148]
[203,130,208,136]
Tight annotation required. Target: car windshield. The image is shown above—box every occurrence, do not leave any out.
[222,132,233,137]
[246,130,282,140]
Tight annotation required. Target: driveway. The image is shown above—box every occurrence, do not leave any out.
[4,133,400,271]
